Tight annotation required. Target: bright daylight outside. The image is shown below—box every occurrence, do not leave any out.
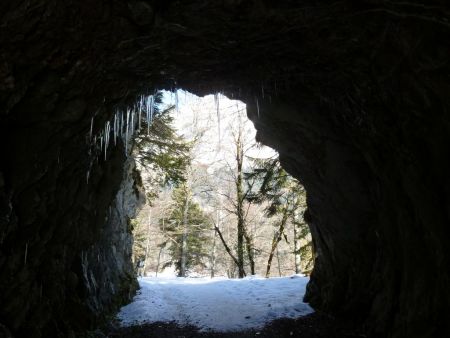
[116,90,315,333]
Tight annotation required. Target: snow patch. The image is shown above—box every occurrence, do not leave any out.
[117,275,314,332]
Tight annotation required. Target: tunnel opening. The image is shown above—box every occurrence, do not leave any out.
[111,90,319,336]
[1,1,449,337]
[130,90,314,279]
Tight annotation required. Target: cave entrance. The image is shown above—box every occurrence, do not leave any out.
[114,90,315,332]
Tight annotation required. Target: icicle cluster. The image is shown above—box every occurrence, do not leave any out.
[214,92,221,144]
[86,94,156,182]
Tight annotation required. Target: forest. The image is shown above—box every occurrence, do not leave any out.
[130,91,313,279]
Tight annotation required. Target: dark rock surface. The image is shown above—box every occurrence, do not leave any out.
[1,1,449,337]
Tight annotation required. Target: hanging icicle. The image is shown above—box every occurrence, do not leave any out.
[89,92,158,162]
[125,108,130,154]
[146,96,151,135]
[105,121,110,148]
[256,97,260,118]
[214,93,221,145]
[120,112,124,138]
[113,112,118,146]
[150,95,154,122]
[175,89,179,113]
[24,243,28,265]
[89,117,94,140]
[105,121,110,160]
[130,109,135,138]
[138,97,142,131]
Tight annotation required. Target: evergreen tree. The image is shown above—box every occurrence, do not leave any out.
[161,183,211,277]
[134,94,192,200]
[245,157,313,276]
[131,93,192,273]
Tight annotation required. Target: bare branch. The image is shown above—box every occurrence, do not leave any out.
[214,225,244,276]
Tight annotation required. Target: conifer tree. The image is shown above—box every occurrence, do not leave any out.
[245,157,312,277]
[161,183,212,277]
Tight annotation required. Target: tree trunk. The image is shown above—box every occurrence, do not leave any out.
[293,216,301,274]
[180,194,189,277]
[142,209,152,277]
[155,245,163,277]
[276,243,282,277]
[215,225,243,276]
[210,210,218,278]
[155,218,165,277]
[265,211,288,278]
[244,227,255,275]
[236,133,246,278]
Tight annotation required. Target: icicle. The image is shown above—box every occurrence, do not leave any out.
[24,243,28,265]
[86,170,90,184]
[117,113,120,144]
[256,97,260,118]
[137,95,145,131]
[125,109,130,154]
[214,93,220,116]
[146,96,150,135]
[89,117,94,140]
[105,121,110,160]
[138,99,142,131]
[139,95,144,113]
[126,109,130,140]
[175,89,179,113]
[105,121,110,148]
[113,113,118,146]
[150,95,154,121]
[121,112,124,138]
[214,93,221,145]
[261,84,265,99]
[100,134,103,153]
[131,109,135,137]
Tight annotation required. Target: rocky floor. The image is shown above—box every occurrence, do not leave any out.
[105,313,364,338]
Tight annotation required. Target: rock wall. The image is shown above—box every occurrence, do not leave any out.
[1,1,449,337]
[0,116,142,337]
[78,157,144,329]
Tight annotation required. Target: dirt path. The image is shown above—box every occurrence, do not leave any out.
[106,313,364,338]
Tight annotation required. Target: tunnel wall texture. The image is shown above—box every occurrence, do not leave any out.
[1,1,449,337]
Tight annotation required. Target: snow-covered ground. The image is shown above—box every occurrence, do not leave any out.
[117,274,314,332]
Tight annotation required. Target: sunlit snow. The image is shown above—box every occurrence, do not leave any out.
[117,274,314,332]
